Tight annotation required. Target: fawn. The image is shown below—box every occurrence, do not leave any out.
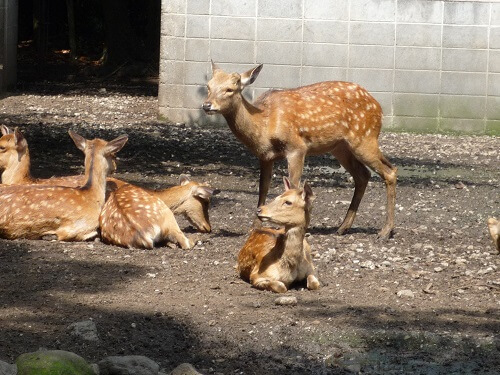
[203,63,397,239]
[0,131,128,241]
[488,218,499,252]
[237,177,320,293]
[99,175,216,249]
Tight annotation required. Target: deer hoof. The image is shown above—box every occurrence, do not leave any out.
[377,226,394,240]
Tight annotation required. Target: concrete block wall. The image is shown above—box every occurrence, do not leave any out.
[159,0,500,135]
[0,0,18,92]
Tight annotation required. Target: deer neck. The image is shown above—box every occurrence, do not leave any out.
[150,184,189,212]
[2,149,33,184]
[223,96,264,150]
[80,149,108,207]
[282,225,307,260]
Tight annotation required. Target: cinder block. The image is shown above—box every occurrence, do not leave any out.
[301,67,347,85]
[440,118,485,134]
[255,65,302,89]
[185,61,210,85]
[350,0,395,22]
[349,22,394,46]
[159,106,185,124]
[392,117,439,133]
[486,120,500,135]
[162,0,185,14]
[396,24,441,47]
[443,25,488,49]
[492,4,500,26]
[304,0,349,20]
[210,40,255,63]
[490,51,500,73]
[441,72,486,96]
[257,42,302,65]
[442,49,487,73]
[211,0,256,17]
[258,18,302,42]
[394,70,440,94]
[163,37,185,60]
[371,92,392,116]
[393,93,438,117]
[486,97,500,120]
[444,2,490,26]
[303,20,348,44]
[211,17,255,40]
[440,95,486,119]
[160,60,185,85]
[348,69,394,92]
[184,84,207,109]
[395,47,440,70]
[396,0,442,24]
[302,43,348,67]
[162,14,185,37]
[259,0,302,19]
[158,84,185,109]
[186,15,209,38]
[490,27,500,49]
[349,45,394,69]
[488,74,500,97]
[187,0,209,15]
[186,39,209,62]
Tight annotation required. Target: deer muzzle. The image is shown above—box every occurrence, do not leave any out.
[202,101,218,114]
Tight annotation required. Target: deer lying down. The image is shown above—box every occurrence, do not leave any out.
[488,218,499,252]
[237,177,320,293]
[0,131,128,241]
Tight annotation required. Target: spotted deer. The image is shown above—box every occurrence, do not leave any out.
[237,177,320,293]
[203,63,397,239]
[0,131,128,241]
[487,218,499,252]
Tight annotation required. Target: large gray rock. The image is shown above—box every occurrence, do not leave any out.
[98,356,159,375]
[169,363,203,375]
[68,320,100,342]
[0,360,17,375]
[15,350,95,375]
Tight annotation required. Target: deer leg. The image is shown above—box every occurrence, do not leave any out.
[287,151,306,188]
[251,277,287,293]
[331,143,371,235]
[351,141,397,239]
[307,274,320,290]
[258,159,274,207]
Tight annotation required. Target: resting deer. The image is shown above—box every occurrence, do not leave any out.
[99,175,216,249]
[237,177,320,293]
[203,63,397,239]
[0,131,128,241]
[487,218,499,252]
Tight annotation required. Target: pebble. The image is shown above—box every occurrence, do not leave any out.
[275,296,298,306]
[397,289,415,298]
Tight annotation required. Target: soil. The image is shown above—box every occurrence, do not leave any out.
[0,81,499,374]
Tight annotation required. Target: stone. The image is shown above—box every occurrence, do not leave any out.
[397,289,415,298]
[275,296,298,306]
[0,360,17,375]
[68,320,99,342]
[16,350,95,375]
[98,356,159,375]
[169,363,203,375]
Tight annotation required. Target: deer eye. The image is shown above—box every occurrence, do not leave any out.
[226,88,234,94]
[284,200,292,206]
[0,146,5,152]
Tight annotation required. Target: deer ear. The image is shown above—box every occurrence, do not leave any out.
[302,181,315,202]
[240,64,263,87]
[195,186,214,200]
[68,130,87,152]
[14,128,27,151]
[179,174,190,186]
[211,60,219,74]
[105,134,128,154]
[283,176,292,191]
[1,125,11,136]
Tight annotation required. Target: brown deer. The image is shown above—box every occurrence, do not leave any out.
[0,131,128,241]
[487,218,499,252]
[203,63,397,239]
[238,177,319,293]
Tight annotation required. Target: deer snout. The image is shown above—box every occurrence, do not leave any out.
[256,207,269,222]
[202,101,215,113]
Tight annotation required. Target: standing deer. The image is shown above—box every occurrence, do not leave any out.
[488,217,499,252]
[99,175,216,249]
[0,131,128,241]
[237,177,320,293]
[203,63,397,238]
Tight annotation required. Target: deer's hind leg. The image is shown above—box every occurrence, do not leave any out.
[351,139,397,239]
[331,142,371,235]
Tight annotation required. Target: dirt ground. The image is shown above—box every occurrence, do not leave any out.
[0,81,499,374]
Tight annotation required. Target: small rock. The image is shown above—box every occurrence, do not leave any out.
[16,350,95,375]
[434,267,443,273]
[360,260,375,269]
[68,320,99,342]
[98,356,159,375]
[397,289,415,298]
[170,363,203,375]
[0,360,17,375]
[275,296,298,306]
